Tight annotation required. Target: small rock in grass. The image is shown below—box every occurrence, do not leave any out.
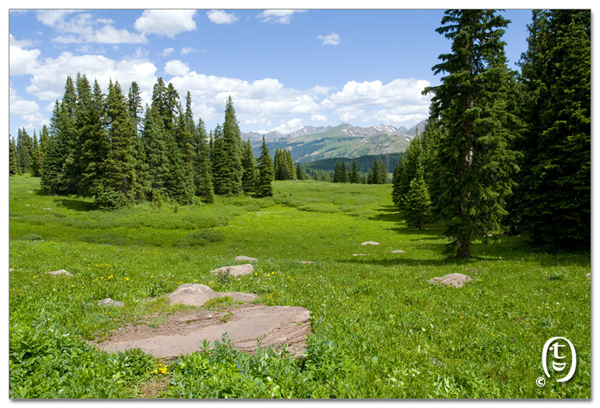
[391,250,406,254]
[98,298,124,307]
[353,254,368,257]
[9,268,14,272]
[211,264,254,277]
[46,269,73,277]
[169,284,258,307]
[361,241,380,246]
[296,261,316,264]
[587,273,591,278]
[430,357,443,366]
[429,273,472,288]
[236,256,258,262]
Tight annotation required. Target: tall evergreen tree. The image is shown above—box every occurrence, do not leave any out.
[9,136,18,175]
[211,124,230,195]
[141,104,169,197]
[513,10,590,247]
[256,136,274,197]
[349,159,360,183]
[241,139,257,192]
[339,161,349,183]
[423,10,519,258]
[222,96,244,193]
[192,118,214,203]
[16,128,33,174]
[296,163,306,181]
[128,81,144,131]
[31,131,41,177]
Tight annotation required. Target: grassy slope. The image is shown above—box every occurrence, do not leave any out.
[9,175,591,399]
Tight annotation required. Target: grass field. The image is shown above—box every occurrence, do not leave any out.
[8,175,591,399]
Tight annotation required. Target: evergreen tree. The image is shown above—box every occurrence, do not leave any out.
[402,162,432,230]
[513,10,590,247]
[128,81,144,131]
[256,136,274,197]
[141,104,169,196]
[60,76,80,193]
[211,124,230,195]
[391,155,404,206]
[193,118,214,203]
[9,136,18,175]
[349,159,360,183]
[99,79,138,208]
[285,150,296,180]
[241,139,257,192]
[16,128,33,174]
[423,10,519,258]
[80,80,110,198]
[41,102,65,194]
[296,163,306,181]
[222,96,244,193]
[339,161,349,183]
[31,131,41,177]
[38,125,49,174]
[175,92,197,198]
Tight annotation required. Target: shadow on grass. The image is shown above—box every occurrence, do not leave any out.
[56,198,96,212]
[368,205,404,223]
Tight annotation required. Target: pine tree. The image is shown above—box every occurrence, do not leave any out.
[256,136,274,197]
[9,136,18,175]
[296,163,305,181]
[38,125,49,175]
[222,96,244,193]
[16,128,33,174]
[98,79,137,209]
[31,131,41,177]
[175,92,197,198]
[402,162,432,230]
[423,10,519,258]
[80,79,110,198]
[513,10,590,247]
[211,124,230,195]
[241,139,257,192]
[193,118,214,203]
[128,81,144,131]
[339,161,349,183]
[349,159,360,183]
[60,76,80,193]
[141,104,169,196]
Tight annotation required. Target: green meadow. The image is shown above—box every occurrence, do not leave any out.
[9,175,591,399]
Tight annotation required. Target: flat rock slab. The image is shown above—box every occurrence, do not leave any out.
[295,261,316,264]
[46,269,73,277]
[429,273,472,288]
[391,250,406,254]
[169,284,258,307]
[235,256,258,262]
[211,264,254,277]
[97,304,311,359]
[361,241,380,246]
[353,254,369,257]
[98,298,124,307]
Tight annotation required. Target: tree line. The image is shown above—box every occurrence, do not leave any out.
[10,76,277,208]
[392,9,590,256]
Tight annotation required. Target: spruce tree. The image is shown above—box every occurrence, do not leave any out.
[349,159,360,183]
[296,163,305,181]
[402,162,432,230]
[9,136,18,175]
[513,10,590,247]
[424,10,519,258]
[141,104,169,196]
[339,161,349,183]
[31,131,41,177]
[211,124,230,195]
[193,118,214,203]
[256,136,274,197]
[16,128,33,174]
[222,96,244,193]
[241,139,257,192]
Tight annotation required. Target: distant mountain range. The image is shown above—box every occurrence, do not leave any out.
[244,120,426,163]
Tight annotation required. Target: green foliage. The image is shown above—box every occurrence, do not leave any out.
[402,163,432,230]
[256,137,274,197]
[424,10,519,258]
[512,10,590,248]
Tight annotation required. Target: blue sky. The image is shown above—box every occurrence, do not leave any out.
[9,7,535,137]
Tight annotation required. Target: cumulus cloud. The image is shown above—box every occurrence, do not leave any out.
[10,87,45,131]
[162,47,175,57]
[317,32,340,45]
[327,78,431,109]
[311,114,328,122]
[207,10,238,25]
[181,47,195,55]
[10,36,41,75]
[37,10,146,44]
[134,10,196,39]
[165,60,190,76]
[257,10,307,24]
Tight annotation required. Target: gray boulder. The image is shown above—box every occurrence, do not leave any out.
[46,269,73,277]
[235,256,258,262]
[429,273,472,288]
[211,264,254,277]
[98,298,124,307]
[361,241,380,246]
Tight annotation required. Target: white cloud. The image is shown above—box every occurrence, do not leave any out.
[134,10,196,39]
[181,47,195,55]
[317,32,340,46]
[269,118,304,134]
[328,78,431,109]
[10,36,41,75]
[10,88,45,132]
[37,10,146,44]
[207,10,238,25]
[257,10,307,24]
[165,60,190,77]
[311,114,328,122]
[162,48,175,57]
